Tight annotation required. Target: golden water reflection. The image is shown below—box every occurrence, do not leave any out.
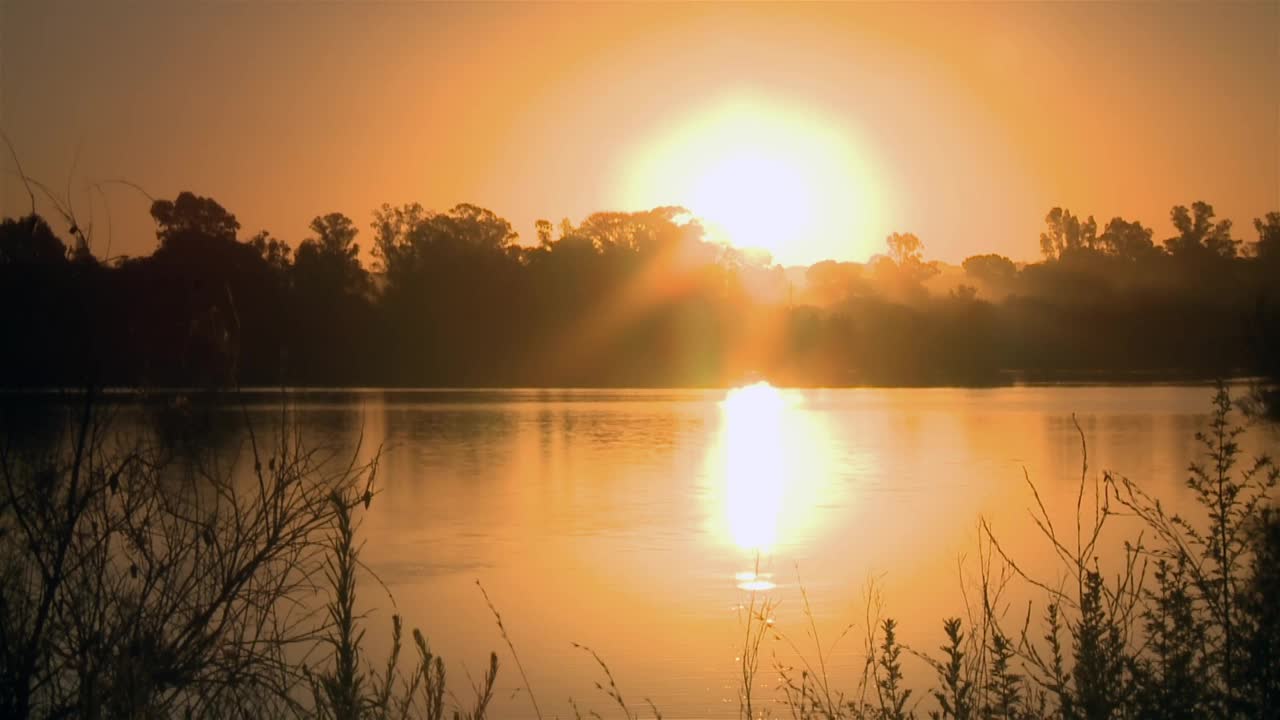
[214,386,1262,720]
[709,383,842,588]
[734,570,777,592]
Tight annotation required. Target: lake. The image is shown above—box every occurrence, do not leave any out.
[12,383,1276,718]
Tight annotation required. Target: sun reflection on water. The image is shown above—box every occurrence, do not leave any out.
[734,570,777,592]
[721,383,789,552]
[708,382,839,589]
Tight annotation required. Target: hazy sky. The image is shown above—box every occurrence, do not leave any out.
[1,1,1277,266]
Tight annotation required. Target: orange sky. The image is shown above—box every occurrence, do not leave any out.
[1,2,1277,266]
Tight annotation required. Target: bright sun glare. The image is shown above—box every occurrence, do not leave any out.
[720,383,788,552]
[709,382,843,592]
[623,95,881,264]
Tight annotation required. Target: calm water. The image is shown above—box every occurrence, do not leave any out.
[15,384,1277,718]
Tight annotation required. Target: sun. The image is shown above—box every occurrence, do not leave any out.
[621,94,881,265]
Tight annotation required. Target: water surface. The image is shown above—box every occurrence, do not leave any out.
[24,384,1276,719]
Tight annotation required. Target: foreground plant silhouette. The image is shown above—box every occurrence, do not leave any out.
[0,389,379,717]
[307,487,502,720]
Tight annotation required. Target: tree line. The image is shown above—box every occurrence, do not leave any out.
[1,192,1277,388]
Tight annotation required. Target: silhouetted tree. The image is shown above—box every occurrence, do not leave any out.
[886,231,924,267]
[879,232,938,295]
[0,214,83,385]
[248,230,293,273]
[369,202,522,384]
[804,260,867,305]
[535,219,555,248]
[1253,212,1280,262]
[1166,201,1238,259]
[151,191,241,248]
[573,206,703,258]
[1039,207,1097,260]
[133,192,287,386]
[962,253,1017,289]
[369,202,427,276]
[372,202,517,278]
[1,192,1278,389]
[1099,217,1158,262]
[284,213,371,383]
[295,213,367,297]
[0,214,66,265]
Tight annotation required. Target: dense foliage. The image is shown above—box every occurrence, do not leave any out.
[1,195,1277,388]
